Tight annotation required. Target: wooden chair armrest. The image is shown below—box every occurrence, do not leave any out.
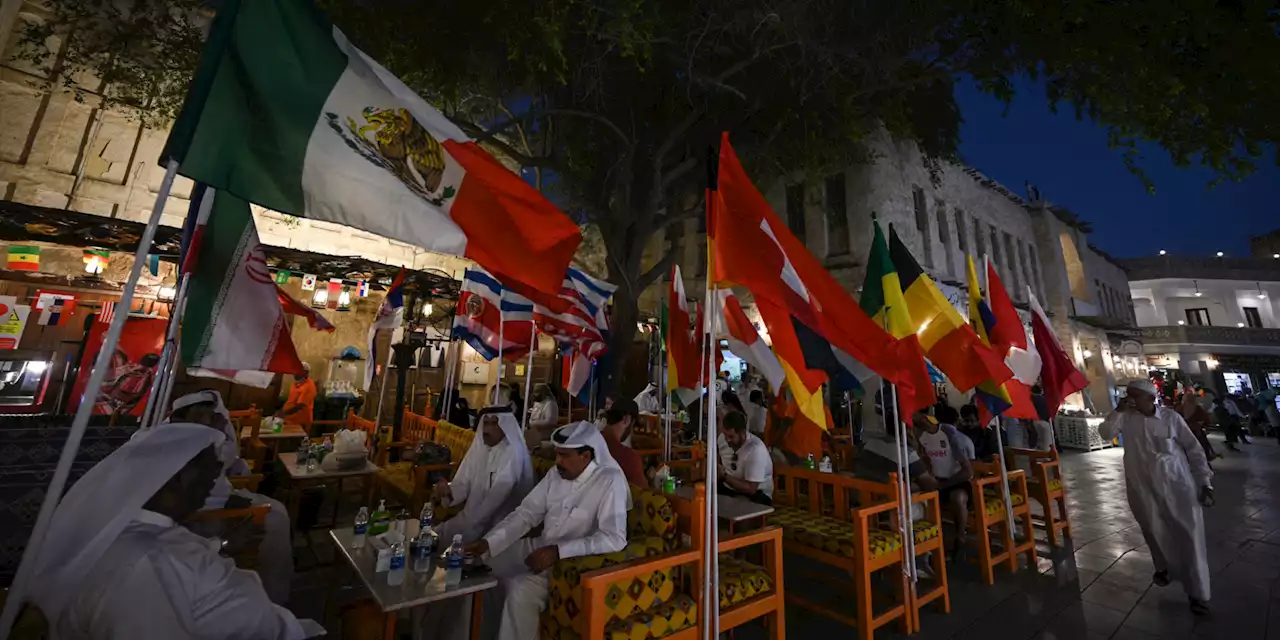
[855,499,904,519]
[578,549,703,589]
[414,463,457,473]
[716,525,783,553]
[188,504,271,525]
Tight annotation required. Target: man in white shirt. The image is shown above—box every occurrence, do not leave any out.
[29,424,320,639]
[464,421,629,640]
[718,412,774,505]
[1099,379,1214,615]
[162,390,294,604]
[434,406,535,543]
[913,411,974,562]
[634,382,661,414]
[526,383,560,447]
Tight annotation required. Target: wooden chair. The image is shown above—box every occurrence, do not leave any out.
[906,490,949,633]
[229,474,264,492]
[963,456,1036,584]
[1004,447,1072,547]
[769,467,932,640]
[373,411,473,515]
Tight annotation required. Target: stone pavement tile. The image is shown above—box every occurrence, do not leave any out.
[1032,631,1108,640]
[1081,580,1145,614]
[1077,540,1136,561]
[1111,627,1165,640]
[1047,601,1128,638]
[1074,551,1121,572]
[1097,565,1159,593]
[1121,602,1199,639]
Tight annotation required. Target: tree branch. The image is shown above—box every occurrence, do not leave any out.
[660,156,700,191]
[451,118,561,169]
[471,107,632,147]
[638,246,681,291]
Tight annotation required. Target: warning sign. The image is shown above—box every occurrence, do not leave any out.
[0,295,31,349]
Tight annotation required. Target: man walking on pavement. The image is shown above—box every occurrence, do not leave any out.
[1099,379,1215,615]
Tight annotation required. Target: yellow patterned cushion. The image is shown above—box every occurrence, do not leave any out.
[534,457,557,479]
[376,462,414,498]
[604,594,698,640]
[627,490,677,547]
[770,506,937,559]
[1028,477,1064,492]
[981,490,1026,516]
[904,519,941,545]
[717,555,773,607]
[543,535,672,638]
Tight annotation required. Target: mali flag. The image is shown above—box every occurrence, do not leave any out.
[888,226,1011,392]
[859,220,936,418]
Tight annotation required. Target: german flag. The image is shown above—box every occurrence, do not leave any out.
[887,226,1011,392]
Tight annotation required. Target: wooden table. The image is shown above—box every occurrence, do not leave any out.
[672,485,774,531]
[330,528,497,640]
[240,424,309,457]
[279,452,379,526]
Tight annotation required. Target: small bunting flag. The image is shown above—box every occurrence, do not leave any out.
[7,245,40,271]
[83,249,110,274]
[357,280,369,297]
[301,274,317,291]
[274,269,291,285]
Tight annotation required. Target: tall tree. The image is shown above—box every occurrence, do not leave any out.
[18,0,1280,391]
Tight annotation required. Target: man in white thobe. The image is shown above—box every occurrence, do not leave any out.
[464,421,630,640]
[526,383,560,447]
[161,390,295,604]
[28,424,321,639]
[433,406,535,543]
[634,383,661,414]
[1099,379,1215,614]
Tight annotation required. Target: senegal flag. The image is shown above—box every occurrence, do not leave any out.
[161,0,580,296]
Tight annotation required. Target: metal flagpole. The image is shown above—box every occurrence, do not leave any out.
[522,331,536,431]
[0,160,181,637]
[703,283,721,640]
[891,384,918,584]
[494,305,505,405]
[439,339,455,419]
[371,332,395,431]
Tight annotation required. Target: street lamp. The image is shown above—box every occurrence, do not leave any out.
[1158,250,1167,256]
[1215,251,1224,257]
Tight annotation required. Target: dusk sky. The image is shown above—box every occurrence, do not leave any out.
[954,78,1278,260]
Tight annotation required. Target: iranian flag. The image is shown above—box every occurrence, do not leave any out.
[161,0,581,296]
[181,188,333,386]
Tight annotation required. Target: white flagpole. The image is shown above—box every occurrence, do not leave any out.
[702,283,720,640]
[141,276,192,428]
[494,305,505,405]
[372,331,395,432]
[982,255,1016,533]
[439,339,455,419]
[0,160,180,637]
[893,385,918,583]
[522,331,536,431]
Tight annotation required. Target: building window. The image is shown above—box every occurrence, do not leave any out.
[989,226,1002,277]
[824,174,849,256]
[1244,307,1263,328]
[912,186,932,267]
[1186,308,1211,327]
[785,184,806,243]
[1003,232,1020,294]
[955,209,969,256]
[1016,241,1032,301]
[1028,245,1043,300]
[972,216,985,257]
[935,200,953,276]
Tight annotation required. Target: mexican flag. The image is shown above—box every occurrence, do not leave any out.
[180,188,332,385]
[161,0,581,296]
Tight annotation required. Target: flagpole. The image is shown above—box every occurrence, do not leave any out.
[0,159,180,637]
[138,275,192,429]
[982,255,1016,533]
[522,331,536,431]
[372,331,394,432]
[494,305,505,405]
[702,283,720,640]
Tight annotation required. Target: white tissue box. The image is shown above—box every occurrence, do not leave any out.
[369,531,405,572]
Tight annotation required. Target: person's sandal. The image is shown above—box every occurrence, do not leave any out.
[1189,599,1210,616]
[1152,570,1170,587]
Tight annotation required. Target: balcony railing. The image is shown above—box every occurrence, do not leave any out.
[1140,325,1280,347]
[1122,256,1280,282]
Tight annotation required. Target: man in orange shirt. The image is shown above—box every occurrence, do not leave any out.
[276,363,317,429]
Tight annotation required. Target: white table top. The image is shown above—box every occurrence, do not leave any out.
[671,486,775,522]
[329,528,498,612]
[279,452,380,480]
[240,424,308,440]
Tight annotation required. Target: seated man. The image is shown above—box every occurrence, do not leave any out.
[526,383,560,447]
[464,422,629,640]
[434,406,535,543]
[913,411,974,562]
[165,390,294,604]
[935,405,976,461]
[600,398,647,485]
[718,412,774,505]
[30,424,320,638]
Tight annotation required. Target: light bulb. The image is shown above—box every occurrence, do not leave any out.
[1216,251,1224,257]
[1177,320,1186,326]
[1082,349,1093,359]
[1237,322,1245,328]
[1194,291,1202,297]
[1159,250,1167,256]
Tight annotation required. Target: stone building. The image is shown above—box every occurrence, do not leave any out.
[1126,255,1280,398]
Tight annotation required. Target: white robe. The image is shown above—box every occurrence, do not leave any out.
[481,461,629,640]
[435,416,534,544]
[200,450,293,605]
[57,510,315,639]
[1099,407,1213,600]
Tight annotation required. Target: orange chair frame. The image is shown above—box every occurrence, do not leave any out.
[1004,447,1072,548]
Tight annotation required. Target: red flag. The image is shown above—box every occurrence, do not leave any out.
[1029,290,1089,418]
[276,285,335,332]
[984,262,1039,419]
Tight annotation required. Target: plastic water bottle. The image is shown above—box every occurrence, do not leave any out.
[411,529,433,573]
[419,502,435,534]
[387,542,406,586]
[444,534,464,586]
[296,441,310,469]
[353,506,369,549]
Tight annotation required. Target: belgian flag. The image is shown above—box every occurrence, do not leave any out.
[887,225,1011,392]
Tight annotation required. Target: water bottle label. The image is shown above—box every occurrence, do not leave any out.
[354,523,368,535]
[414,544,430,560]
[390,555,405,570]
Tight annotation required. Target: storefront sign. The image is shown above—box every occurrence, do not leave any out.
[0,296,31,349]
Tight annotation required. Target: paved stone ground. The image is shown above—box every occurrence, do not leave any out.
[292,433,1280,638]
[767,433,1280,640]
